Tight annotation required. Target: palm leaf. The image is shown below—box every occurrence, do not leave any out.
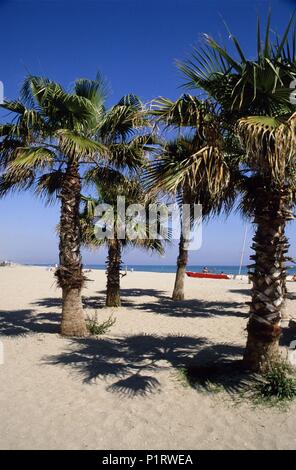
[57,129,107,159]
[152,94,207,128]
[35,170,65,203]
[8,147,55,170]
[0,168,35,196]
[74,73,109,111]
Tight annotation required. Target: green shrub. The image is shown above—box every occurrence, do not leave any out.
[177,360,296,407]
[86,313,116,335]
[254,361,296,403]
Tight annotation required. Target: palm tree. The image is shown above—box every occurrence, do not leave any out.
[84,94,156,306]
[178,13,296,370]
[148,95,236,300]
[0,75,108,336]
[81,168,164,307]
[237,114,296,366]
[0,78,150,333]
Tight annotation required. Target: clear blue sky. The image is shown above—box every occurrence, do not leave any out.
[0,0,295,266]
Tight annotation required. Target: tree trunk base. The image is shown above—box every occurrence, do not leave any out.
[243,331,280,372]
[106,291,121,307]
[172,290,185,301]
[61,288,88,337]
[172,264,187,302]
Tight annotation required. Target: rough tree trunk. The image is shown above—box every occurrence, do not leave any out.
[244,187,292,371]
[106,239,121,307]
[280,229,290,325]
[55,160,87,337]
[281,275,289,325]
[172,233,188,300]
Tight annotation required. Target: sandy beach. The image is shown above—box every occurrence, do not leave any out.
[0,265,296,450]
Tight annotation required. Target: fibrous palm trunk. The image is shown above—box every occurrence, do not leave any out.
[244,187,292,371]
[106,238,121,307]
[172,232,188,300]
[56,160,87,337]
[280,227,289,325]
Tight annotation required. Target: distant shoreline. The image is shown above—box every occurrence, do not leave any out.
[25,263,296,275]
[29,263,247,275]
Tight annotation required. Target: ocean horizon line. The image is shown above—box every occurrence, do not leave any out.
[26,263,296,275]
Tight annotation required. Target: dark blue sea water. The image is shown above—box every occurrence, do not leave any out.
[84,264,247,275]
[33,264,296,275]
[84,264,296,275]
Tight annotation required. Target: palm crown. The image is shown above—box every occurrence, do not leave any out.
[0,75,108,196]
[178,13,296,116]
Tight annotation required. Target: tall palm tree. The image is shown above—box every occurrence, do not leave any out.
[237,114,296,366]
[178,13,296,370]
[0,79,149,334]
[81,168,165,307]
[149,95,237,300]
[0,75,108,336]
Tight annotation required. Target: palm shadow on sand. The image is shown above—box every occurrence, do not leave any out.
[228,288,251,297]
[129,298,248,318]
[0,309,60,336]
[0,284,248,338]
[79,287,249,319]
[43,334,244,397]
[120,287,248,318]
[33,295,106,310]
[1,284,249,396]
[33,288,168,310]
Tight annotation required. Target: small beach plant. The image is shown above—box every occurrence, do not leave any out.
[86,312,116,335]
[253,360,296,404]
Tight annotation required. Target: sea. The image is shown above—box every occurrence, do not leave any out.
[35,264,296,276]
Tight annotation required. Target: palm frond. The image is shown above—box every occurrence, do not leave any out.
[98,95,146,143]
[74,73,109,112]
[146,133,230,200]
[35,170,65,204]
[57,129,107,159]
[236,115,281,179]
[8,147,55,170]
[0,100,26,114]
[151,94,209,128]
[108,134,152,170]
[0,168,35,196]
[178,14,296,116]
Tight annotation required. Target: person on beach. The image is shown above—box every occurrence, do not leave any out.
[202,266,209,273]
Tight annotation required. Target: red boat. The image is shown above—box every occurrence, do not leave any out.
[186,271,230,279]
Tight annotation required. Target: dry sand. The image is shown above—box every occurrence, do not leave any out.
[0,265,296,450]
